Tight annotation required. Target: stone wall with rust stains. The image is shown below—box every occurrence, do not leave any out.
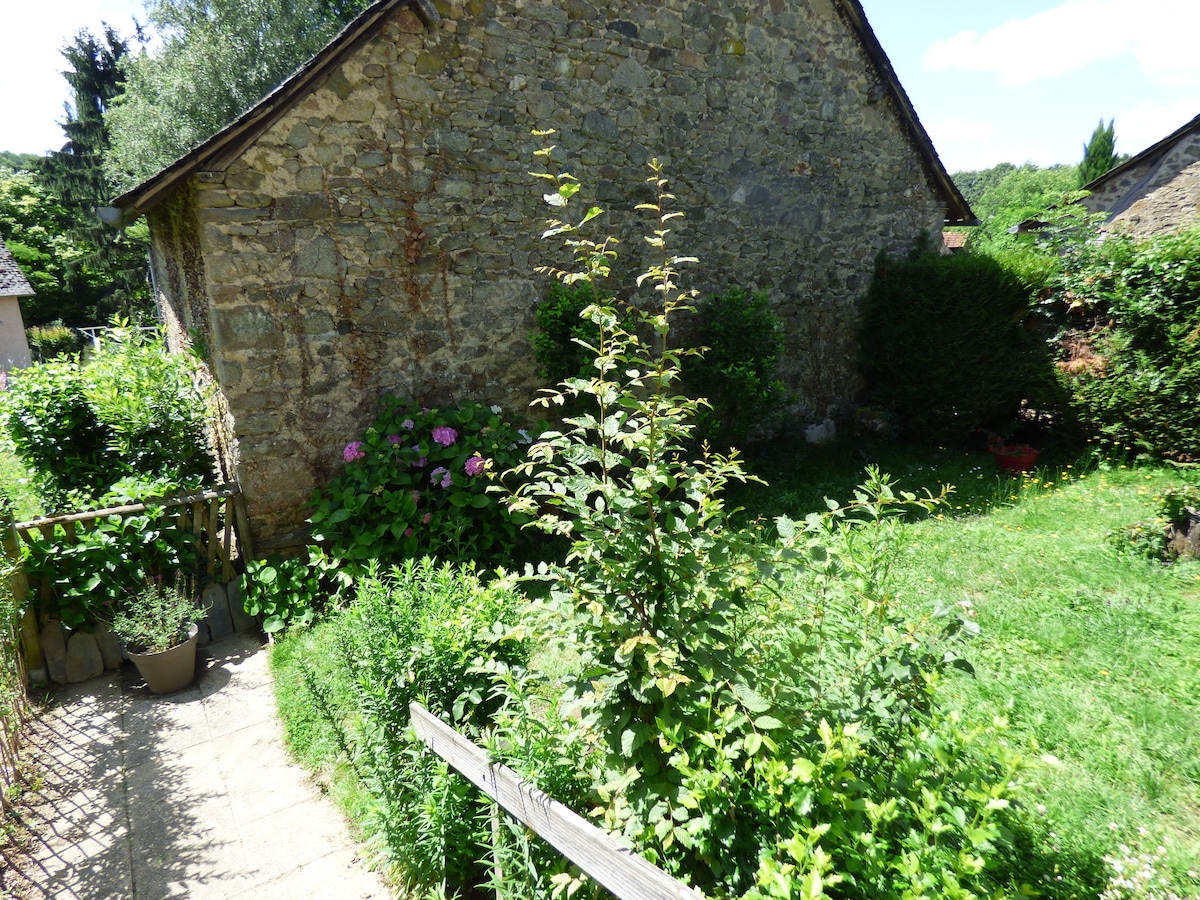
[153,0,950,545]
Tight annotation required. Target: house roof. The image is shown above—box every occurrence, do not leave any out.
[1082,111,1200,217]
[108,0,974,226]
[0,238,35,297]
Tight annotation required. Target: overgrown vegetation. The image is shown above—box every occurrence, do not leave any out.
[264,152,1145,900]
[1053,228,1200,461]
[0,327,213,510]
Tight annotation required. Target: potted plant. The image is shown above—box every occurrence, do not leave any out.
[109,576,207,694]
[986,435,1040,473]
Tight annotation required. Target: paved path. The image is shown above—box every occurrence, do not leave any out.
[3,633,389,899]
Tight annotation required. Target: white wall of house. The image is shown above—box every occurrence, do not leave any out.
[0,295,32,373]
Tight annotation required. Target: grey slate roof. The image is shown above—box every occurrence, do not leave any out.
[0,238,35,297]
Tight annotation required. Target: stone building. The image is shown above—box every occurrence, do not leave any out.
[0,238,34,374]
[107,0,972,548]
[1082,112,1200,237]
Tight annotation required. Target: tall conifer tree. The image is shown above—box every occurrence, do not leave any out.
[39,26,151,323]
[1078,119,1121,187]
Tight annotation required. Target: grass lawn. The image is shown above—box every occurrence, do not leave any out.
[741,442,1200,886]
[272,443,1200,895]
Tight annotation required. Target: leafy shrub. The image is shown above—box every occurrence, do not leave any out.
[20,475,202,630]
[0,358,115,508]
[684,287,792,448]
[531,280,601,383]
[859,250,1059,445]
[308,397,537,570]
[239,548,350,633]
[109,574,205,653]
[296,559,533,891]
[25,321,81,360]
[82,328,213,484]
[499,152,1031,898]
[1059,229,1200,460]
[0,328,213,508]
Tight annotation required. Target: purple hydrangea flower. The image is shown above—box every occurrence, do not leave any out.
[431,466,448,485]
[464,454,487,476]
[404,527,414,538]
[387,434,404,445]
[343,441,365,462]
[431,426,458,447]
[401,418,415,430]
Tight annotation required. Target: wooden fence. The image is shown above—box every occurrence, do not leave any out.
[0,518,32,814]
[409,702,703,900]
[0,483,252,707]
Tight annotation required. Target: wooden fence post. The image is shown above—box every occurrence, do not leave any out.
[1,510,43,685]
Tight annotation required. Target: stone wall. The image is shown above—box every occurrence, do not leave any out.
[152,0,950,545]
[1084,130,1200,237]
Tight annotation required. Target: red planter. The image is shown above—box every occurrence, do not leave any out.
[990,446,1039,473]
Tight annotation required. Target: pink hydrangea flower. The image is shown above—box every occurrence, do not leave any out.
[343,441,365,462]
[387,434,404,445]
[421,512,431,525]
[411,490,421,505]
[431,426,458,447]
[464,454,487,476]
[404,527,413,538]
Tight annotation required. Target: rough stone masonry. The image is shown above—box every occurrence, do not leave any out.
[141,0,957,546]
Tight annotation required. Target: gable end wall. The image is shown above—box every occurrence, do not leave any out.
[171,0,949,544]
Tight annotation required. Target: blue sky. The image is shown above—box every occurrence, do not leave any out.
[2,0,1198,175]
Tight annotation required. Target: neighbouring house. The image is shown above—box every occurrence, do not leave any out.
[105,0,973,549]
[0,237,34,374]
[1082,112,1200,237]
[941,230,969,252]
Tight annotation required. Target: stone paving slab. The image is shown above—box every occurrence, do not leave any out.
[3,633,389,899]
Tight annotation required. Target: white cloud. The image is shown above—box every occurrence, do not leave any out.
[924,0,1200,86]
[1116,98,1200,157]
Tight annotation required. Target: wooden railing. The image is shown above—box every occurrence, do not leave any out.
[8,484,253,584]
[0,523,32,815]
[0,484,253,678]
[410,703,702,900]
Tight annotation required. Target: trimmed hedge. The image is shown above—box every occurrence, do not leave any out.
[859,251,1057,445]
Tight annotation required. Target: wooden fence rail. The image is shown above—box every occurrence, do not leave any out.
[0,483,252,679]
[409,702,703,900]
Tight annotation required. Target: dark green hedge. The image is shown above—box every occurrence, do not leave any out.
[859,251,1057,445]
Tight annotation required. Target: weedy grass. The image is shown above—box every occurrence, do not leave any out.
[744,442,1200,888]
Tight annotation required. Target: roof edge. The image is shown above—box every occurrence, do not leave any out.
[1082,112,1200,192]
[108,0,438,224]
[834,0,976,226]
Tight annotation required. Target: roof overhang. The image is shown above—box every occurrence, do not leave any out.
[107,0,975,228]
[834,0,976,226]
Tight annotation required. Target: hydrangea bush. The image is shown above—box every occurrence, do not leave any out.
[309,397,536,569]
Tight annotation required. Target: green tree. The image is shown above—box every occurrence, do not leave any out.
[1077,118,1121,187]
[105,0,372,190]
[0,167,103,326]
[952,162,1017,207]
[0,152,40,171]
[39,27,152,322]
